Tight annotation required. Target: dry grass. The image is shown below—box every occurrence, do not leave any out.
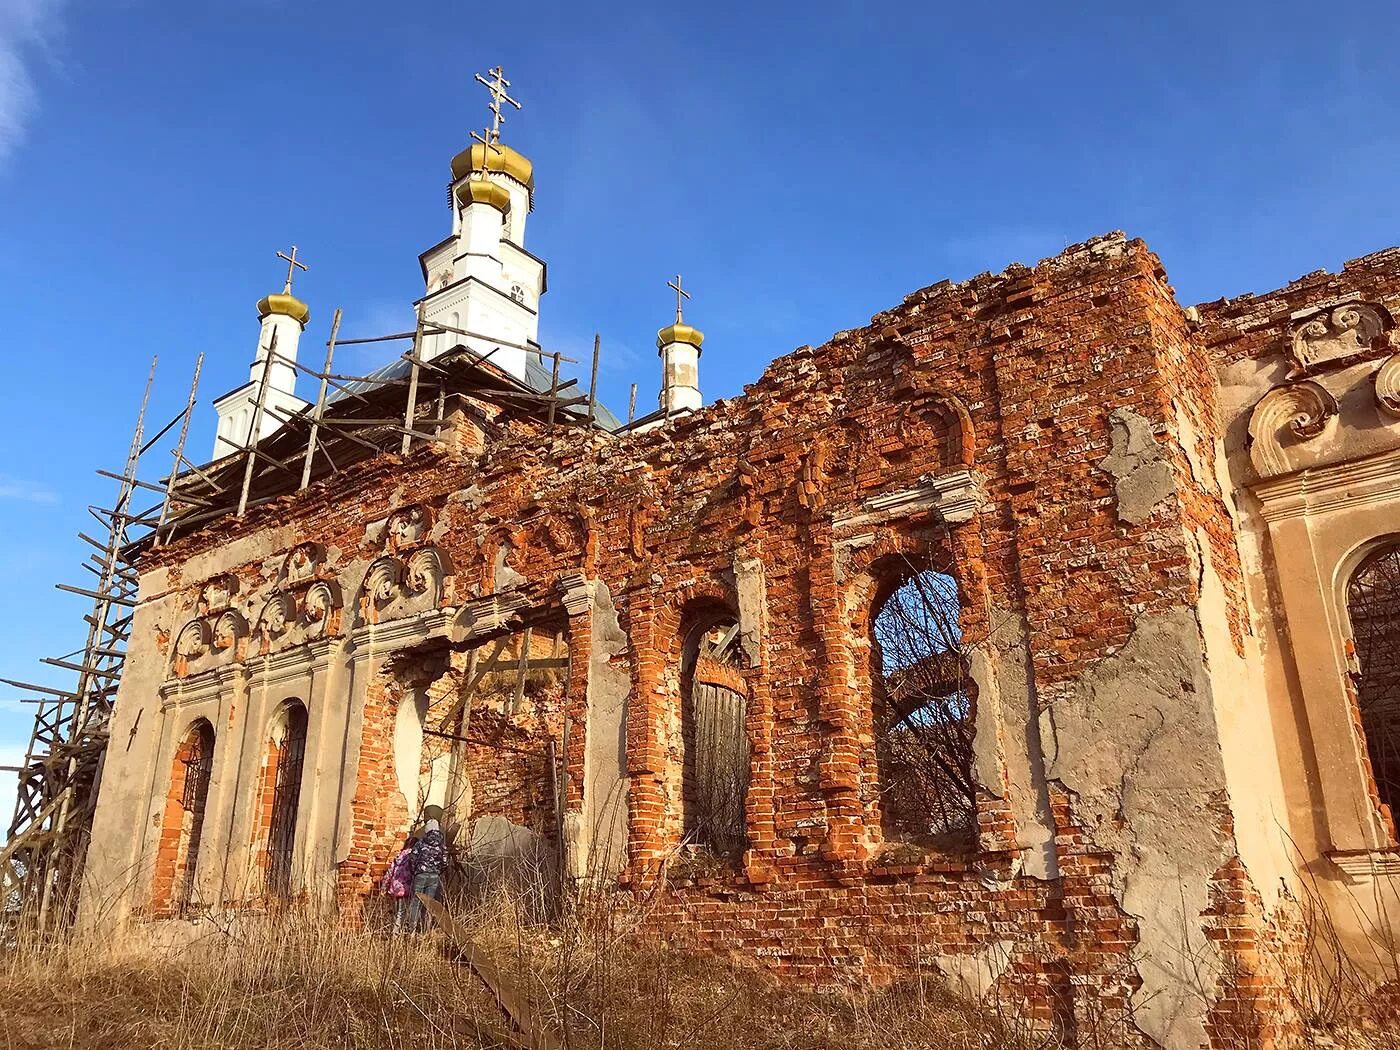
[2,883,1398,1049]
[0,891,1033,1050]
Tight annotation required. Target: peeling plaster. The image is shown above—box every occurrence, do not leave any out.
[1042,606,1230,1050]
[968,608,1058,879]
[493,544,526,591]
[934,940,1015,1000]
[734,554,767,666]
[1099,408,1176,525]
[577,580,630,880]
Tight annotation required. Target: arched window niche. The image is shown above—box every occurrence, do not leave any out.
[155,718,215,916]
[1345,540,1400,839]
[262,699,309,898]
[867,556,977,855]
[679,601,750,863]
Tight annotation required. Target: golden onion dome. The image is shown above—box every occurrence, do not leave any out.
[450,141,535,193]
[455,178,512,212]
[656,322,704,351]
[257,290,311,327]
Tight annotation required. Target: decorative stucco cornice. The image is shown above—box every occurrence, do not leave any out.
[1327,848,1400,883]
[348,608,454,660]
[243,636,344,688]
[1253,447,1400,522]
[159,664,242,708]
[832,468,985,534]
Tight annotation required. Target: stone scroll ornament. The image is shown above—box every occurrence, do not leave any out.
[1291,304,1385,372]
[247,544,343,651]
[171,607,247,677]
[1376,354,1400,418]
[357,547,445,625]
[1247,380,1339,478]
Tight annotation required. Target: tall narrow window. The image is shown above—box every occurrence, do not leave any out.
[265,701,309,898]
[162,719,214,916]
[1347,543,1400,828]
[682,613,749,859]
[871,567,976,850]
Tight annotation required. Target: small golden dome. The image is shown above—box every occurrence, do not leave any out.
[657,322,704,351]
[257,291,310,327]
[450,141,535,192]
[455,178,512,212]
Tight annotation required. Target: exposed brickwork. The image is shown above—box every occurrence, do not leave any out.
[149,720,213,917]
[123,232,1400,1046]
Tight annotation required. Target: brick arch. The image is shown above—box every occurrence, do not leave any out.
[870,336,978,469]
[833,527,980,856]
[152,717,216,916]
[630,579,743,858]
[676,595,749,860]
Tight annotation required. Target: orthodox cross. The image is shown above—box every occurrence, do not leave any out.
[469,126,503,177]
[667,274,690,323]
[474,65,521,143]
[277,245,307,294]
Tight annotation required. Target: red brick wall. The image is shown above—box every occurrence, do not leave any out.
[150,719,213,917]
[137,233,1400,1044]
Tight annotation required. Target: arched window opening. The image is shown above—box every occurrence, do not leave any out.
[871,566,976,851]
[265,701,309,898]
[681,610,749,860]
[1347,543,1400,831]
[157,719,214,915]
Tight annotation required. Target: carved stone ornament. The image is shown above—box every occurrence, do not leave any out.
[1290,303,1385,371]
[175,621,210,660]
[357,547,446,626]
[284,543,320,584]
[259,593,296,638]
[386,505,429,552]
[198,574,238,614]
[213,610,248,654]
[1247,380,1339,478]
[1376,354,1400,419]
[405,548,443,596]
[303,581,338,628]
[365,557,402,607]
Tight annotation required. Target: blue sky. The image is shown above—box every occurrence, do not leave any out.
[1,0,1398,817]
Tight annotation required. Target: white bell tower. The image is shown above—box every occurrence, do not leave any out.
[212,246,311,460]
[657,274,704,415]
[417,66,544,379]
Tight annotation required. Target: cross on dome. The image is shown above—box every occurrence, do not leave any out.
[469,126,504,177]
[277,245,307,294]
[668,274,690,323]
[473,65,521,144]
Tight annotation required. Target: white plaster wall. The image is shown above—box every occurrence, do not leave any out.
[393,689,428,815]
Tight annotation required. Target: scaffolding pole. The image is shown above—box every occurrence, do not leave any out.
[1,357,157,928]
[300,309,341,491]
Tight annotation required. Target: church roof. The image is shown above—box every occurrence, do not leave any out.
[331,345,622,430]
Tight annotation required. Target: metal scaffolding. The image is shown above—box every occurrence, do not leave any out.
[0,316,611,927]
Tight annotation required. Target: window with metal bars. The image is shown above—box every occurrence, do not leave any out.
[265,701,308,898]
[176,720,214,915]
[1347,542,1400,832]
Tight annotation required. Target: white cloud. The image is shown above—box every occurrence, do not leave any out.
[0,478,57,503]
[0,0,66,166]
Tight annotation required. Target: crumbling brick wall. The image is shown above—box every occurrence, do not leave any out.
[122,232,1400,1048]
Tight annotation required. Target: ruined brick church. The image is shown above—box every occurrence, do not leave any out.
[74,70,1400,1049]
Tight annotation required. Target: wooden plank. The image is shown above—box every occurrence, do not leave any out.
[418,894,564,1050]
